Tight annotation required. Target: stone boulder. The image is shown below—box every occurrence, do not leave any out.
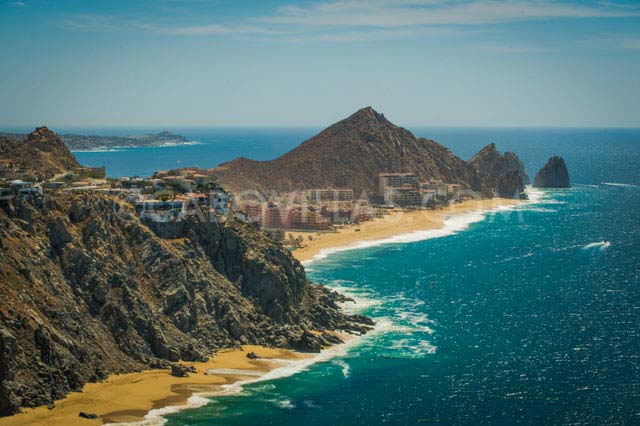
[170,364,196,377]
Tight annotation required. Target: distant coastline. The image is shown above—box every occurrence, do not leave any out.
[0,130,198,152]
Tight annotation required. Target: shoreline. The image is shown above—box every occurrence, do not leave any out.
[291,197,525,264]
[0,346,312,426]
[0,196,532,426]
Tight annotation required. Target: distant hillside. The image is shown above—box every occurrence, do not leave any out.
[62,131,190,150]
[0,127,79,180]
[213,107,527,199]
[0,131,191,151]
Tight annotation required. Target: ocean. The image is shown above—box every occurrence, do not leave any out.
[72,127,640,425]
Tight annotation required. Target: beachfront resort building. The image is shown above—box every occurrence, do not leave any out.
[379,173,421,207]
[284,205,331,231]
[307,188,354,204]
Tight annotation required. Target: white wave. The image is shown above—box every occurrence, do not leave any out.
[303,186,554,266]
[602,182,639,188]
[525,207,557,213]
[388,338,437,357]
[71,148,123,153]
[327,281,382,314]
[104,319,392,426]
[303,210,491,265]
[332,359,351,378]
[582,241,611,250]
[72,141,201,153]
[394,311,435,334]
[274,399,295,409]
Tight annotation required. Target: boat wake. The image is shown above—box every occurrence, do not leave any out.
[582,241,611,251]
[602,182,639,188]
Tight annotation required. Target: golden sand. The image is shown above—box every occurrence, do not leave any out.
[0,346,311,426]
[0,198,520,426]
[291,198,522,263]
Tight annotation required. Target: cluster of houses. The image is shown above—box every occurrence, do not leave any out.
[236,173,468,233]
[112,169,232,223]
[0,180,43,200]
[238,187,380,232]
[0,166,107,201]
[0,167,234,225]
[2,165,470,236]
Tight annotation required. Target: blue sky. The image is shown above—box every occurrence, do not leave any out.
[1,0,639,128]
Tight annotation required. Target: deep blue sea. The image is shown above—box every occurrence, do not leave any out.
[64,127,640,425]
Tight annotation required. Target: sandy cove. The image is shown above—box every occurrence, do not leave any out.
[0,198,519,426]
[0,346,312,426]
[291,198,523,263]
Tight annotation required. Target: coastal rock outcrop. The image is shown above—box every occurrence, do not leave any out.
[533,156,570,188]
[470,143,529,199]
[0,193,371,416]
[0,127,79,180]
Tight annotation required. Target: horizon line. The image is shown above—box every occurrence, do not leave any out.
[2,124,640,132]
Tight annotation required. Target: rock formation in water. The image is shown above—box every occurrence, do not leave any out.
[0,129,371,416]
[533,156,570,188]
[469,143,529,199]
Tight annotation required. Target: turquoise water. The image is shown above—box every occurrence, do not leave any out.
[74,128,638,425]
[161,184,640,425]
[63,127,639,183]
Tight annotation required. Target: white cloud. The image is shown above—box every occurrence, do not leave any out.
[7,1,27,7]
[56,0,640,45]
[261,0,640,27]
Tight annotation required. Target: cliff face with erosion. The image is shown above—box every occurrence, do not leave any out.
[533,156,570,188]
[469,143,530,199]
[0,193,370,416]
[0,127,79,180]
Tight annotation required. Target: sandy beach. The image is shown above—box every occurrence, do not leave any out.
[291,198,523,263]
[0,346,311,426]
[0,198,520,426]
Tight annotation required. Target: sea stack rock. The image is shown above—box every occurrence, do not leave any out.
[470,143,529,199]
[533,156,570,188]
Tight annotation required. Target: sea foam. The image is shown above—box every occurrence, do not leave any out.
[103,317,391,426]
[303,185,551,266]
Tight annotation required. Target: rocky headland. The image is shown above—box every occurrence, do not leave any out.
[0,129,371,417]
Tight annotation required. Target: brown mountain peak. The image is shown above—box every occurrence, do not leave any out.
[26,126,58,143]
[336,106,391,129]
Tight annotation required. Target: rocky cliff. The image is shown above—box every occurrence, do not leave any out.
[0,193,370,416]
[533,156,570,188]
[213,107,492,196]
[470,143,529,199]
[0,127,79,180]
[213,107,528,199]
